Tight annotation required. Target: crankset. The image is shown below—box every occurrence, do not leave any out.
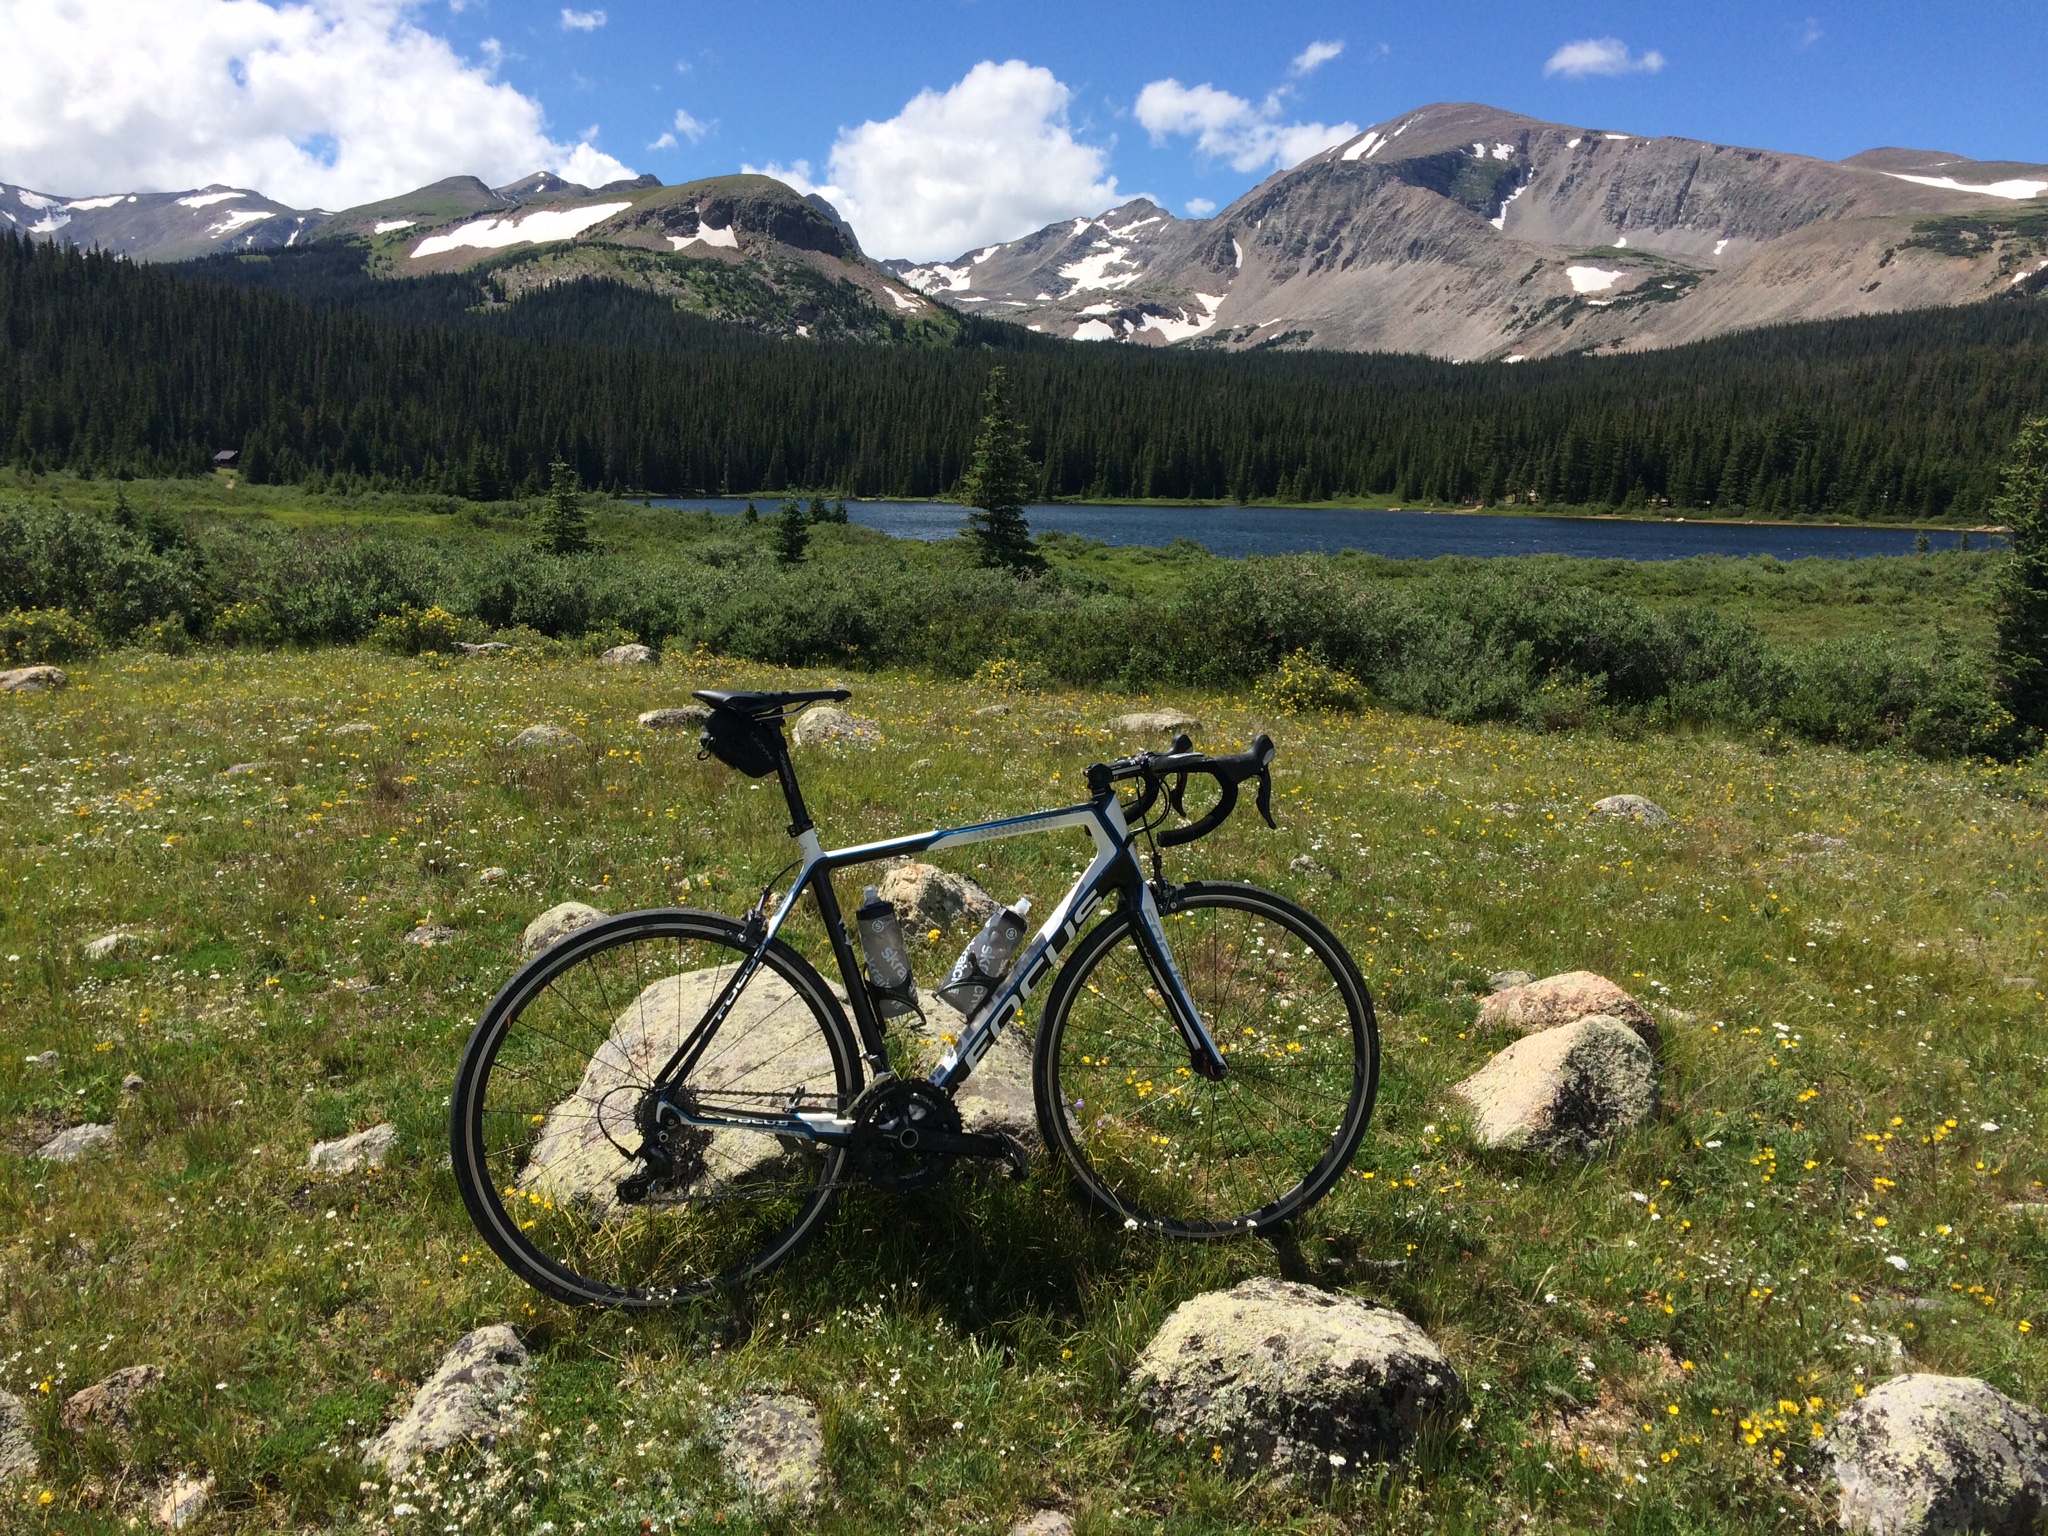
[849,1078,1028,1191]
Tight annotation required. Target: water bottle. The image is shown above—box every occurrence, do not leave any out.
[853,887,918,1019]
[935,897,1033,1018]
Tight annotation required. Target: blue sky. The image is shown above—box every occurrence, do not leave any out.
[6,0,2047,260]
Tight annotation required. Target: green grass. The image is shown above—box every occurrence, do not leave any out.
[0,645,2042,1533]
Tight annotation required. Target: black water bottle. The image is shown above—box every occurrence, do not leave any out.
[854,886,918,1019]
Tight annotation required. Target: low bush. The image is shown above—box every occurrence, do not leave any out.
[368,605,482,655]
[210,600,282,648]
[1255,650,1366,715]
[0,606,101,664]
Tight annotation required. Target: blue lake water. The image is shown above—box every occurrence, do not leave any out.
[650,498,1995,562]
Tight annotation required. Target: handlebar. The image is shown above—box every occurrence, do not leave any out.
[1085,733,1278,846]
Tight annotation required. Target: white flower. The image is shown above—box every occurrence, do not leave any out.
[1885,1255,1910,1271]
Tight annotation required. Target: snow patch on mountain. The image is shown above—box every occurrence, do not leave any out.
[1138,292,1226,342]
[65,196,126,211]
[411,202,631,258]
[1567,265,1627,293]
[177,190,244,208]
[208,210,271,236]
[668,222,738,250]
[1058,243,1140,292]
[1884,172,2048,201]
[902,261,971,294]
[373,219,415,234]
[1073,319,1117,340]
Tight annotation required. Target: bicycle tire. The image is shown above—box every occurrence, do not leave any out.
[1032,881,1378,1237]
[451,909,862,1307]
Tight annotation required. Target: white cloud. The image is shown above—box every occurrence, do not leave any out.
[1184,196,1216,216]
[1799,16,1823,47]
[559,7,605,30]
[649,132,677,151]
[0,0,633,207]
[670,107,709,144]
[1290,40,1344,76]
[1134,79,1356,175]
[746,60,1118,261]
[1543,38,1667,78]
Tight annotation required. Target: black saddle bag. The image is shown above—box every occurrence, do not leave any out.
[699,707,782,778]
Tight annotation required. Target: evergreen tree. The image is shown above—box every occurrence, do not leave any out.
[1991,416,2048,732]
[743,500,759,523]
[773,498,810,565]
[536,460,590,555]
[831,498,849,522]
[960,368,1044,572]
[806,494,827,523]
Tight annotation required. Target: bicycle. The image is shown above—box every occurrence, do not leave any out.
[451,687,1380,1307]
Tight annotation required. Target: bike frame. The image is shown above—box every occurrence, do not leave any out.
[647,785,1227,1146]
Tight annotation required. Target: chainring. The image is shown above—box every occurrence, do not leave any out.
[849,1077,962,1194]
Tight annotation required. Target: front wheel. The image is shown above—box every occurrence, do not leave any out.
[451,910,862,1307]
[1032,882,1378,1237]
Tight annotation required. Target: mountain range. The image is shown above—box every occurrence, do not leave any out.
[6,100,2045,360]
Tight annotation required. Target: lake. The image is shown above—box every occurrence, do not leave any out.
[649,498,1995,562]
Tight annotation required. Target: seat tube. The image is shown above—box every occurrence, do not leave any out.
[1128,882,1228,1079]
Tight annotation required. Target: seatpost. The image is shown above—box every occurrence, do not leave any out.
[771,726,814,838]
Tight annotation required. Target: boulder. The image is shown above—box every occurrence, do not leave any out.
[24,1051,56,1069]
[518,902,605,959]
[83,930,148,961]
[1451,1016,1658,1156]
[1289,854,1334,880]
[1109,708,1197,736]
[908,993,1037,1149]
[719,1392,825,1508]
[220,762,261,776]
[599,643,658,667]
[790,706,880,748]
[456,641,514,657]
[1827,1374,2048,1536]
[122,1073,145,1094]
[1007,1513,1073,1536]
[330,722,375,736]
[400,924,458,947]
[1476,970,1659,1052]
[0,1390,37,1481]
[639,706,710,731]
[477,867,509,884]
[1133,1277,1464,1481]
[1487,969,1537,992]
[36,1123,115,1162]
[518,967,840,1216]
[61,1364,163,1432]
[972,704,1010,718]
[0,666,67,694]
[154,1474,213,1530]
[308,1123,398,1174]
[364,1326,529,1476]
[1587,794,1673,827]
[508,724,581,750]
[880,862,997,931]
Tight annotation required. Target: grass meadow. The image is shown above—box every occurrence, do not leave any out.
[0,645,2043,1534]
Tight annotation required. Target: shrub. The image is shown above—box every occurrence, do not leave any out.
[1255,650,1366,714]
[138,614,191,655]
[368,605,480,655]
[971,656,1048,694]
[210,600,282,648]
[0,607,101,664]
[578,624,642,658]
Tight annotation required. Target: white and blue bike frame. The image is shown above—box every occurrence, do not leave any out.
[647,790,1228,1145]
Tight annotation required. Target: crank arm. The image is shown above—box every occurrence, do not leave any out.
[899,1127,1031,1180]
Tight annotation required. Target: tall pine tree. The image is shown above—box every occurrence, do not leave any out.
[773,497,811,565]
[536,460,589,555]
[1991,415,2048,733]
[960,368,1044,573]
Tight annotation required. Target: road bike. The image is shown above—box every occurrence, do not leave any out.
[451,687,1380,1306]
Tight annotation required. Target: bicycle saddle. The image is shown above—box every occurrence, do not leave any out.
[692,687,851,718]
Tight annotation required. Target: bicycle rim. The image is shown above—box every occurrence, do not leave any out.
[451,911,860,1306]
[1035,882,1377,1236]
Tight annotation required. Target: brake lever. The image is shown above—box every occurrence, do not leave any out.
[1164,733,1192,816]
[1255,768,1277,829]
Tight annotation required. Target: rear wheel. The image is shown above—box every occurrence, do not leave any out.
[451,910,861,1307]
[1033,882,1377,1237]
